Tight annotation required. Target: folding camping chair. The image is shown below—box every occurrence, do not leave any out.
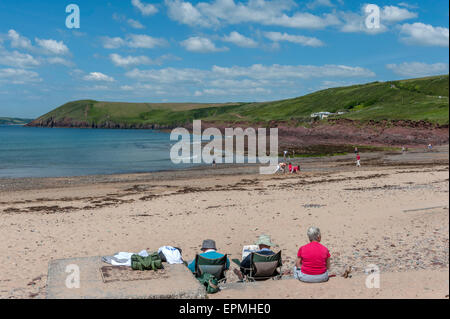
[232,251,283,282]
[194,254,228,283]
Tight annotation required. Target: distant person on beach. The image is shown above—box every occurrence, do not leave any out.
[275,163,282,174]
[428,144,433,151]
[356,154,361,167]
[354,147,358,154]
[288,163,300,174]
[275,162,287,174]
[233,235,278,280]
[293,227,331,283]
[187,239,230,273]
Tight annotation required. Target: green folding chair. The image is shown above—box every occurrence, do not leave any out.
[194,254,228,282]
[232,251,282,282]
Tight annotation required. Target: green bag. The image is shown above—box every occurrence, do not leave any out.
[131,252,163,271]
[197,273,220,294]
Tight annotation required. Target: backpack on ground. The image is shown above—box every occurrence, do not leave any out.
[197,273,220,294]
[131,252,163,271]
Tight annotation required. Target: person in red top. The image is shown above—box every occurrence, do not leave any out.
[293,226,331,283]
[356,154,361,167]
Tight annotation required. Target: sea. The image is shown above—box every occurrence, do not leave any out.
[0,125,198,178]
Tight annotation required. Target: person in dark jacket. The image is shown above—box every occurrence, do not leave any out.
[234,235,277,279]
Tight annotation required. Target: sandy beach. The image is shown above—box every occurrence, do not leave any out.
[0,145,448,299]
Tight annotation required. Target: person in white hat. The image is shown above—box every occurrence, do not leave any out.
[234,235,277,279]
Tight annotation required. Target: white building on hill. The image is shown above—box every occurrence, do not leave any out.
[311,111,347,119]
[311,112,333,119]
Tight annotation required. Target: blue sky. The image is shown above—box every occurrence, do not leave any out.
[0,0,448,118]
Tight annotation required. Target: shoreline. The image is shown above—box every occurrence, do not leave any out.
[1,145,448,192]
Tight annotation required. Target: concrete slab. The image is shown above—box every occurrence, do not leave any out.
[212,270,450,299]
[47,256,207,299]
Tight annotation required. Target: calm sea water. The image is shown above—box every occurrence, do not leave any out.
[0,125,197,178]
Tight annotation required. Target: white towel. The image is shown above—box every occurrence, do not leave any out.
[158,246,183,264]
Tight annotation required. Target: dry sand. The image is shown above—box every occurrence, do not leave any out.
[0,146,448,299]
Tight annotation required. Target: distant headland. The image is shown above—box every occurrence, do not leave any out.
[0,117,33,125]
[25,75,449,148]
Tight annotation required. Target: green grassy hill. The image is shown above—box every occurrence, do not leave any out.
[0,117,33,125]
[205,74,449,125]
[29,75,449,128]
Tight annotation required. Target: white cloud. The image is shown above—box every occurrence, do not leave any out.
[126,64,375,82]
[0,50,40,68]
[165,0,340,29]
[101,34,167,49]
[128,34,167,48]
[47,57,74,67]
[125,64,376,100]
[275,12,340,29]
[397,2,419,9]
[126,67,207,83]
[125,63,375,99]
[166,0,207,27]
[0,68,41,84]
[7,30,33,50]
[210,64,375,80]
[339,5,416,34]
[77,84,113,92]
[386,62,449,77]
[194,86,271,96]
[119,83,167,95]
[181,36,228,53]
[263,31,324,47]
[381,5,417,22]
[113,13,146,29]
[7,30,70,55]
[222,31,258,48]
[400,23,449,47]
[101,37,126,49]
[132,0,158,16]
[120,85,134,91]
[306,0,334,10]
[83,72,115,82]
[35,38,69,55]
[128,19,145,29]
[110,53,155,67]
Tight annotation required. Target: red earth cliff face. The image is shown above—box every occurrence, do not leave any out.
[193,119,449,148]
[27,118,449,148]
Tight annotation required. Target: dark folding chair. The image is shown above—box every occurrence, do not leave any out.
[194,254,228,282]
[232,251,282,282]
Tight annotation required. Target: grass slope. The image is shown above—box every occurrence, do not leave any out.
[205,74,449,125]
[32,75,449,127]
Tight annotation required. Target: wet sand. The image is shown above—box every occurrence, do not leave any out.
[0,146,448,299]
